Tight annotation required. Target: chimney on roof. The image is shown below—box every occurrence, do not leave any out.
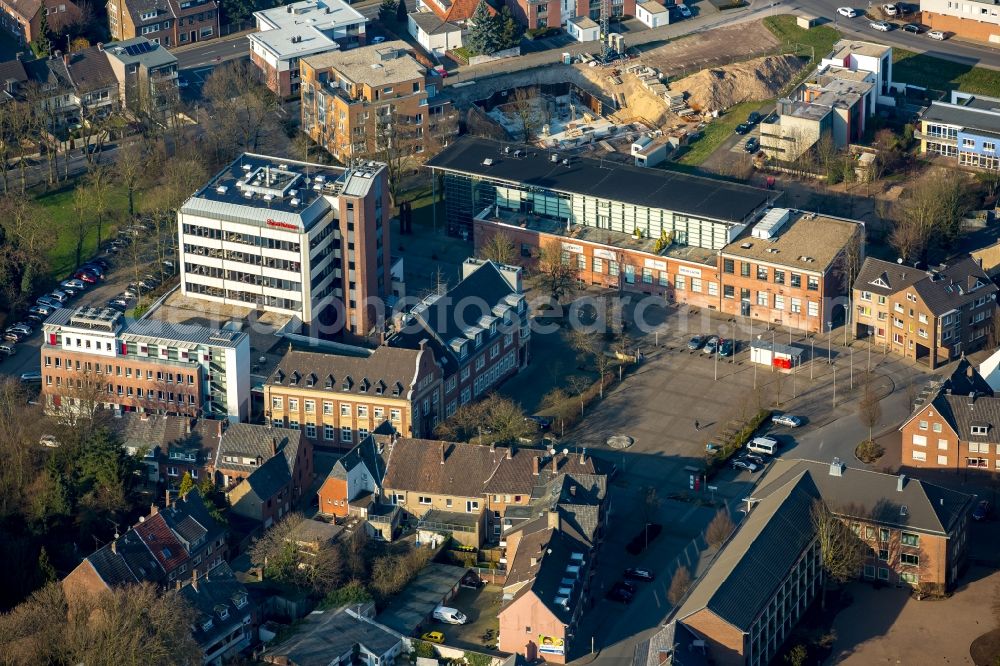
[440,442,446,465]
[970,392,977,408]
[551,454,558,474]
[570,485,577,496]
[165,488,172,507]
[217,419,223,438]
[547,508,560,530]
[579,448,586,465]
[191,569,199,592]
[185,419,191,434]
[489,441,495,454]
[150,501,158,516]
[507,445,512,460]
[897,473,907,492]
[272,436,279,456]
[968,364,975,379]
[97,42,103,51]
[175,579,181,590]
[63,52,69,67]
[532,456,540,476]
[110,539,117,555]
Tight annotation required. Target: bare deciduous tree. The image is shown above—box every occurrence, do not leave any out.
[858,371,882,444]
[811,499,864,610]
[536,239,578,303]
[705,509,735,549]
[667,566,691,606]
[479,230,517,266]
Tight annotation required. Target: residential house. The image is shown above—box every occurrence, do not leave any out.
[635,0,668,28]
[178,562,254,666]
[262,608,404,666]
[505,0,636,31]
[62,488,228,599]
[818,39,893,104]
[0,0,80,45]
[299,40,456,164]
[249,0,367,98]
[918,91,1000,169]
[113,411,222,485]
[64,46,120,119]
[970,237,1000,279]
[852,255,997,367]
[920,0,1000,44]
[107,0,219,47]
[407,11,462,57]
[41,306,251,421]
[317,434,389,518]
[214,423,314,528]
[102,37,178,115]
[900,357,1000,473]
[416,0,489,24]
[387,258,530,416]
[718,209,864,333]
[265,343,443,451]
[649,458,972,666]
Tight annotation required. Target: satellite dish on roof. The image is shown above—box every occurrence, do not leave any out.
[562,448,569,455]
[549,448,557,455]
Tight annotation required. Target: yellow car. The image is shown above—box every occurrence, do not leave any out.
[421,631,445,644]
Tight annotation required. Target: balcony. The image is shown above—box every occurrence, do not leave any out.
[914,129,957,146]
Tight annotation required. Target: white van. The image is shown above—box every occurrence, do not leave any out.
[747,436,778,456]
[433,606,468,625]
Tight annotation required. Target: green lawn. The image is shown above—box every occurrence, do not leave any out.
[677,100,766,166]
[763,15,842,63]
[35,184,130,281]
[893,48,1000,97]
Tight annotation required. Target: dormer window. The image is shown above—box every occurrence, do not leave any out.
[274,370,284,384]
[392,382,403,397]
[233,594,248,609]
[375,380,385,395]
[305,373,316,387]
[971,425,989,436]
[325,374,334,389]
[359,378,370,393]
[215,605,229,620]
[201,618,214,631]
[342,376,353,391]
[289,371,300,386]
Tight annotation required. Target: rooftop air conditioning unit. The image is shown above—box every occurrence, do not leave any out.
[483,158,494,166]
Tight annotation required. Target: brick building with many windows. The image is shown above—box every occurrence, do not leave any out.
[264,343,442,451]
[852,255,997,367]
[107,0,219,47]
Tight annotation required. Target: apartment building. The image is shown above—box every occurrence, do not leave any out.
[818,39,893,104]
[718,209,864,333]
[918,91,1000,169]
[265,344,442,450]
[387,258,530,416]
[177,153,390,338]
[62,488,228,598]
[107,0,219,47]
[41,306,251,420]
[214,423,313,527]
[644,458,972,666]
[852,256,997,367]
[178,563,254,665]
[113,412,223,485]
[920,0,1000,43]
[300,40,456,164]
[0,0,80,45]
[102,37,178,114]
[249,0,366,98]
[901,358,1000,473]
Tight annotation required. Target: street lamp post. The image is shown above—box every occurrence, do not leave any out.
[832,363,837,408]
[810,337,815,380]
[827,321,833,364]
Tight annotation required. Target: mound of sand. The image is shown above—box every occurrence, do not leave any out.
[671,54,805,113]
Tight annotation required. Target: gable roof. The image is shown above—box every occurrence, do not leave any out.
[677,472,820,632]
[382,438,598,499]
[904,358,1000,441]
[268,345,426,399]
[215,423,304,476]
[420,0,495,22]
[854,256,997,315]
[754,459,973,536]
[133,512,190,572]
[387,260,521,373]
[329,434,389,483]
[65,47,118,93]
[179,562,251,651]
[242,453,293,501]
[263,609,402,663]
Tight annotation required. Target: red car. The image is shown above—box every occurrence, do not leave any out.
[74,270,98,283]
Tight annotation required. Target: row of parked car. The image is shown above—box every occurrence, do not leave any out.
[687,334,735,357]
[606,567,656,604]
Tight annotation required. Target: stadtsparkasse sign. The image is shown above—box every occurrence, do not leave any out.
[266,219,298,231]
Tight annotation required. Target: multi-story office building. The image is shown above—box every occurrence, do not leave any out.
[918,91,1000,169]
[107,0,219,47]
[920,0,1000,44]
[177,153,390,338]
[41,306,250,421]
[249,0,366,98]
[718,209,864,333]
[102,37,179,114]
[265,344,443,450]
[852,255,997,367]
[387,258,530,416]
[300,40,456,164]
[901,358,1000,473]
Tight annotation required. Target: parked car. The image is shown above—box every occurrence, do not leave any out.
[734,123,751,135]
[837,6,859,16]
[687,335,706,350]
[719,339,735,357]
[25,313,44,323]
[0,344,15,356]
[772,413,803,428]
[606,582,634,604]
[20,371,41,382]
[624,567,655,582]
[420,631,445,644]
[677,3,691,17]
[39,435,60,448]
[973,500,991,521]
[763,111,778,124]
[882,3,898,15]
[47,290,69,304]
[6,323,32,336]
[36,297,60,308]
[61,279,87,291]
[89,258,110,270]
[745,137,760,153]
[748,436,779,455]
[29,305,53,317]
[59,286,80,297]
[747,111,762,125]
[81,263,106,279]
[928,29,946,39]
[731,459,759,472]
[703,335,720,354]
[3,331,25,343]
[870,20,892,31]
[741,453,766,466]
[902,22,924,32]
[432,606,467,625]
[74,270,98,283]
